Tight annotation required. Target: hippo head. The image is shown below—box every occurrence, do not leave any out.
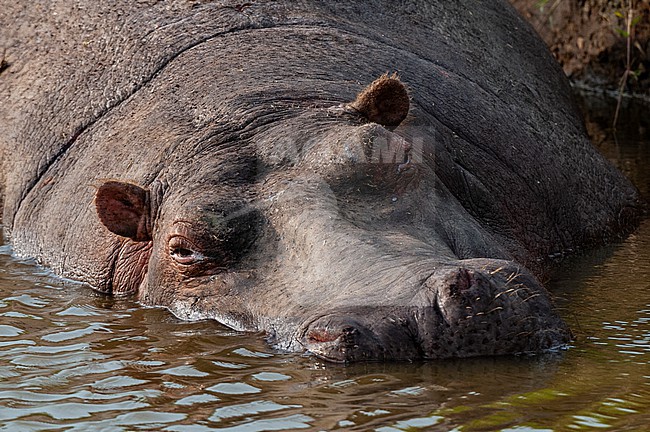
[94,75,572,362]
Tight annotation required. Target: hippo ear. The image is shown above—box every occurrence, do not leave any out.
[95,181,152,242]
[350,73,410,129]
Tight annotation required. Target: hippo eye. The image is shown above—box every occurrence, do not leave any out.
[168,236,204,265]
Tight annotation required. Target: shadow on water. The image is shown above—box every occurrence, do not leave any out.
[0,93,649,431]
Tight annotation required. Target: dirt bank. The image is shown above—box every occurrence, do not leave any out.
[511,0,650,97]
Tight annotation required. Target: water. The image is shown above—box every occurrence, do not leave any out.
[0,95,648,431]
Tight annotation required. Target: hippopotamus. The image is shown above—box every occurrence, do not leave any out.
[0,0,641,362]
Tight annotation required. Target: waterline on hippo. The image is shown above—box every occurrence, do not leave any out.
[167,252,572,363]
[2,1,641,363]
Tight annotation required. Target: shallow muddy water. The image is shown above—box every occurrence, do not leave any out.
[1,95,649,431]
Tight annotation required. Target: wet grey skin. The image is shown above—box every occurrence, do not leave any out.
[296,265,571,363]
[1,1,641,362]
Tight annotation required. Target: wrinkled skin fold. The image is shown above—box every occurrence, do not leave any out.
[0,0,641,362]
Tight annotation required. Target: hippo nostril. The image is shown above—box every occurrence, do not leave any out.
[306,325,359,345]
[300,316,385,362]
[300,312,427,362]
[449,268,473,296]
[306,328,342,344]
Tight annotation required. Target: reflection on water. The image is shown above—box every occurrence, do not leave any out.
[0,95,649,431]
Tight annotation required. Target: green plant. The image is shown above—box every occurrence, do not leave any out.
[613,1,641,129]
[534,0,564,30]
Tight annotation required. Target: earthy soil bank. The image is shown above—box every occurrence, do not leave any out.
[511,0,650,97]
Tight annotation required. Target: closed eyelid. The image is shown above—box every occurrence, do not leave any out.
[168,236,206,265]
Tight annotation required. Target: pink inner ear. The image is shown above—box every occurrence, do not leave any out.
[95,181,151,241]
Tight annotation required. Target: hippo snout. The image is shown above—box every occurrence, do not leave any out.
[300,316,384,363]
[298,260,572,363]
[416,262,573,358]
[299,313,419,363]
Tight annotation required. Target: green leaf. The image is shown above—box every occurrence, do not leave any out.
[632,15,642,27]
[614,11,624,18]
[615,28,630,38]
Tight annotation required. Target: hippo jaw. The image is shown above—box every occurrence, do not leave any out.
[296,261,572,363]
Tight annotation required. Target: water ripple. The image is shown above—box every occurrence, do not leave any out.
[65,411,186,431]
[41,323,111,342]
[0,400,150,421]
[207,383,262,395]
[0,325,23,337]
[159,365,210,377]
[209,400,302,422]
